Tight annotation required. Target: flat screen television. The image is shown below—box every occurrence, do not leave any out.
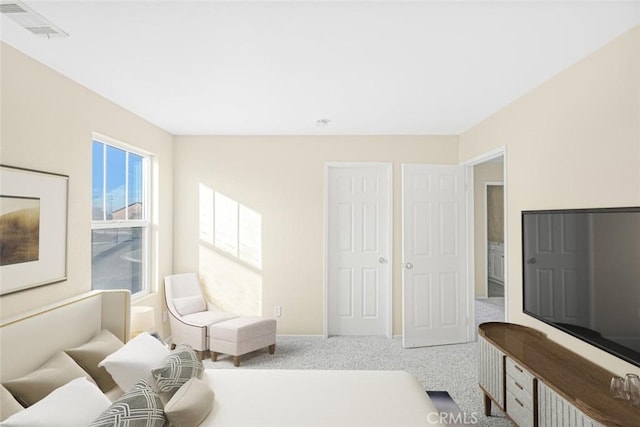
[522,207,640,367]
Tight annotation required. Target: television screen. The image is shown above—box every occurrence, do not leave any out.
[522,207,640,367]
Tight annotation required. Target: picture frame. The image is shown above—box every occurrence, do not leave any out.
[0,165,68,295]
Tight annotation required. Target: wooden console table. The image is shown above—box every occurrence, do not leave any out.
[478,322,640,427]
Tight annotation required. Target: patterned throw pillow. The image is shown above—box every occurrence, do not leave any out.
[151,345,204,395]
[89,379,166,427]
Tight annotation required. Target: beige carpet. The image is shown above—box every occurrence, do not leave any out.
[203,299,513,426]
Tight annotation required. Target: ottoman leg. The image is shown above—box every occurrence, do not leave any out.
[211,352,218,362]
[269,344,276,354]
[233,356,240,367]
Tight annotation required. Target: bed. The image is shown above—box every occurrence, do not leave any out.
[0,290,444,426]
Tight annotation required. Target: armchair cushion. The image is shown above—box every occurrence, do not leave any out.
[165,273,239,353]
[173,295,206,316]
[181,311,237,327]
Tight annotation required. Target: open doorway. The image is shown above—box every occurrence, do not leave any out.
[465,148,507,327]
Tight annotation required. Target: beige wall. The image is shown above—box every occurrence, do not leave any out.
[460,26,640,374]
[172,136,458,335]
[3,20,638,375]
[0,43,174,337]
[473,162,504,297]
[487,186,504,244]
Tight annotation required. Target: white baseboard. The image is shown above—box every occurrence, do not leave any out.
[276,334,325,338]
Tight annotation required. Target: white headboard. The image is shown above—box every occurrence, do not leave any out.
[0,290,130,382]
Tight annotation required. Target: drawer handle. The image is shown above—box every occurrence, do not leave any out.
[515,397,524,407]
[515,381,523,390]
[514,365,523,373]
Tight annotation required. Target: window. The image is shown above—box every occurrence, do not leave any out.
[91,138,150,296]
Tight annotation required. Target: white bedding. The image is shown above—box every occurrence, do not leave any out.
[0,292,445,426]
[199,369,444,427]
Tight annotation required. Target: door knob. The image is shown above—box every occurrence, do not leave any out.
[378,257,387,264]
[404,262,413,269]
[527,258,537,265]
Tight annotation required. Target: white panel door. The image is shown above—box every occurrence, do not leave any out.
[327,164,391,336]
[523,213,591,325]
[402,164,469,348]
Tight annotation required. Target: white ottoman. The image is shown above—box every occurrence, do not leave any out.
[209,317,276,367]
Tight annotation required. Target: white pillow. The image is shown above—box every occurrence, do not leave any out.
[0,377,110,427]
[173,295,206,316]
[98,332,169,392]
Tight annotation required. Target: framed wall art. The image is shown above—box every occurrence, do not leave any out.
[0,165,68,295]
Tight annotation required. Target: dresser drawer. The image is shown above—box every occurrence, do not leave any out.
[506,373,533,410]
[506,357,535,394]
[506,390,534,427]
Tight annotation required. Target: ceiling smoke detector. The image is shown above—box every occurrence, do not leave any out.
[0,1,68,38]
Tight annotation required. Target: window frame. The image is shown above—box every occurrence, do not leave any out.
[91,134,151,299]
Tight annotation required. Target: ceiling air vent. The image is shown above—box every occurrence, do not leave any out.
[0,1,68,38]
[0,2,27,13]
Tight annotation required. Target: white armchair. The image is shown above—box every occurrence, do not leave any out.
[164,273,237,358]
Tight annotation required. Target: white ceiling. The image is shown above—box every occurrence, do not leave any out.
[1,1,639,135]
